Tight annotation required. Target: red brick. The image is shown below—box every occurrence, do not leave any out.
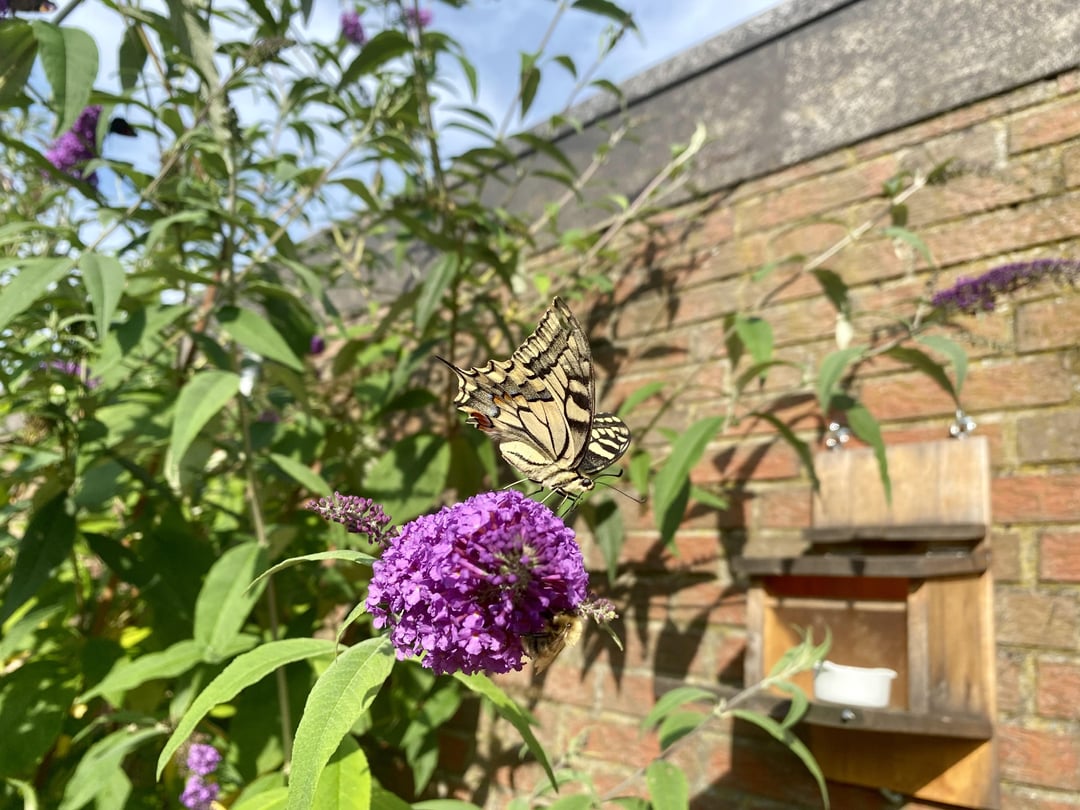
[1037,658,1080,720]
[1010,95,1080,152]
[693,440,803,484]
[734,155,900,234]
[923,191,1080,268]
[993,530,1024,582]
[1002,786,1080,810]
[997,650,1025,714]
[1000,725,1080,790]
[1065,143,1080,188]
[1019,411,1080,465]
[861,355,1072,422]
[995,589,1080,650]
[1017,294,1080,351]
[758,486,812,529]
[1041,531,1080,583]
[993,475,1080,524]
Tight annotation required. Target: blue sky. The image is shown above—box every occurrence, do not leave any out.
[67,0,783,140]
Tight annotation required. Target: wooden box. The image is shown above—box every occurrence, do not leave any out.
[734,438,998,809]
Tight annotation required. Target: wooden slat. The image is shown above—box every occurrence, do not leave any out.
[803,523,986,543]
[733,549,989,578]
[813,437,990,530]
[749,694,993,739]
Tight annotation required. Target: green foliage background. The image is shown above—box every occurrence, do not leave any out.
[0,0,968,807]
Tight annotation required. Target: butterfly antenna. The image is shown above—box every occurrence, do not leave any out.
[594,478,645,504]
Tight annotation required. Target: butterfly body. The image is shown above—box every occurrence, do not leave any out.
[438,297,630,496]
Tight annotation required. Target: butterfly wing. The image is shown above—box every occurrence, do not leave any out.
[579,412,631,476]
[438,297,624,492]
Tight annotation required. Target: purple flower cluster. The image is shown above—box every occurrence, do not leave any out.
[931,259,1080,314]
[0,0,11,17]
[403,6,432,28]
[45,105,102,186]
[309,334,326,355]
[340,10,366,45]
[366,490,588,675]
[310,493,395,545]
[180,744,221,809]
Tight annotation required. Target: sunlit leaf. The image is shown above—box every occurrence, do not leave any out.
[157,639,338,778]
[193,541,267,658]
[0,21,37,103]
[31,22,98,135]
[645,760,688,810]
[165,369,241,489]
[455,674,555,789]
[653,416,723,547]
[0,258,70,333]
[81,253,125,343]
[58,727,164,810]
[287,638,393,810]
[217,306,304,371]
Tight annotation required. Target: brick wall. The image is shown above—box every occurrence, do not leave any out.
[447,67,1080,809]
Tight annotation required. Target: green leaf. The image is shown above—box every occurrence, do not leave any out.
[145,211,207,253]
[166,369,241,489]
[364,433,450,523]
[81,253,125,342]
[0,659,79,779]
[0,494,76,625]
[652,416,724,547]
[217,306,304,371]
[0,258,71,333]
[269,453,332,496]
[455,674,556,790]
[734,315,773,365]
[641,686,714,731]
[58,727,164,810]
[689,485,729,511]
[547,796,594,810]
[157,638,338,778]
[339,30,411,87]
[79,639,205,703]
[414,255,457,334]
[842,399,891,503]
[117,25,147,92]
[520,64,541,119]
[731,709,830,809]
[571,0,635,26]
[30,22,98,135]
[249,550,377,594]
[883,225,934,268]
[370,785,412,810]
[4,779,38,810]
[232,787,289,810]
[193,541,267,658]
[645,760,688,810]
[885,346,956,404]
[815,347,863,412]
[586,499,622,584]
[310,735,371,810]
[657,709,707,749]
[287,638,394,810]
[916,334,968,397]
[616,381,664,417]
[0,21,37,103]
[627,450,650,499]
[413,802,485,810]
[750,411,820,492]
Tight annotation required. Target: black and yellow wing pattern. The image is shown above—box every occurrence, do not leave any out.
[437,297,630,495]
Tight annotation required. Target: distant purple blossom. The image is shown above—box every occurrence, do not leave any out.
[930,259,1080,314]
[186,743,221,776]
[45,105,102,186]
[310,493,395,545]
[309,335,326,355]
[44,359,100,389]
[180,775,218,810]
[403,6,432,28]
[340,10,366,45]
[0,0,11,17]
[365,490,589,675]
